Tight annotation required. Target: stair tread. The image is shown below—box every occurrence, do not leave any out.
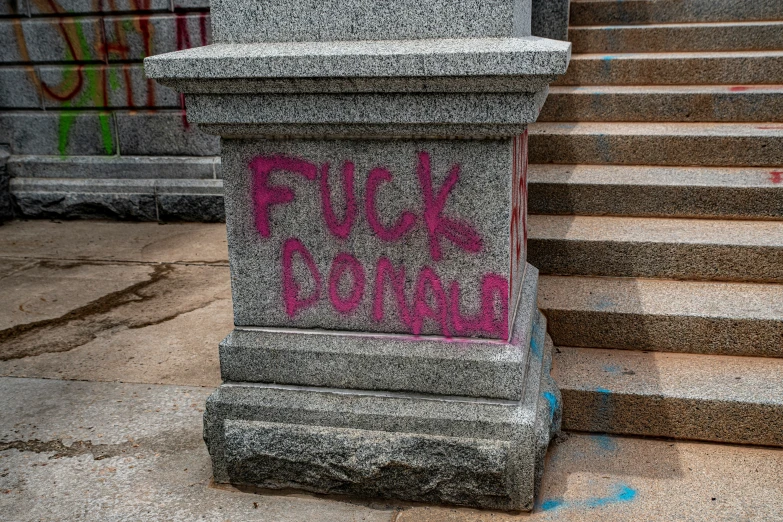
[530,121,783,137]
[529,215,783,246]
[573,20,783,30]
[549,84,783,94]
[529,164,783,187]
[571,50,783,60]
[554,346,783,404]
[538,275,783,320]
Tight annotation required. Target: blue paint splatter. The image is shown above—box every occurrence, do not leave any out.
[603,365,621,374]
[585,485,637,508]
[595,297,615,310]
[543,391,558,419]
[530,321,543,359]
[596,387,611,394]
[530,335,542,359]
[541,498,564,511]
[591,433,618,452]
[539,483,637,513]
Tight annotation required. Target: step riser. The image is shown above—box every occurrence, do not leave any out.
[555,55,783,86]
[541,309,783,357]
[570,0,783,26]
[561,389,783,446]
[529,183,783,220]
[529,131,783,167]
[528,240,783,283]
[539,90,783,123]
[570,24,783,54]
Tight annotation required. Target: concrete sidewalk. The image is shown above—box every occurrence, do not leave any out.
[1,220,781,521]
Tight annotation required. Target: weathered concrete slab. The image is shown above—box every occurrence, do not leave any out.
[1,378,783,521]
[0,220,228,264]
[0,261,230,361]
[0,377,393,522]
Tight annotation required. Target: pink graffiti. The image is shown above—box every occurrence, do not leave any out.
[365,167,418,242]
[449,274,509,339]
[282,237,321,317]
[320,162,357,239]
[417,152,483,261]
[283,242,510,339]
[373,257,412,327]
[328,252,365,314]
[771,171,783,184]
[250,155,318,238]
[410,266,450,336]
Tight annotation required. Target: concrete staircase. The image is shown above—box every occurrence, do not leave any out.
[529,0,783,446]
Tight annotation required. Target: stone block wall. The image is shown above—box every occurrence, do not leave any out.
[0,0,223,220]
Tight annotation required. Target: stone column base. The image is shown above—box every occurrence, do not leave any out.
[203,268,560,511]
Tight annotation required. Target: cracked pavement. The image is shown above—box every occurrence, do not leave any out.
[1,219,782,521]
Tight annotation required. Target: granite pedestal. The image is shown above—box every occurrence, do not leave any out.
[146,0,570,510]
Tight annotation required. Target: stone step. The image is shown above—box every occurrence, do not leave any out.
[553,346,783,446]
[554,51,783,86]
[570,21,783,54]
[528,122,783,167]
[528,164,783,220]
[9,177,224,221]
[539,85,783,123]
[528,215,783,283]
[570,0,783,26]
[537,275,783,357]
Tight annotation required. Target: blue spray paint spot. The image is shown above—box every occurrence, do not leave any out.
[530,335,542,359]
[584,485,637,508]
[539,483,637,513]
[543,391,558,419]
[602,55,615,61]
[591,433,618,452]
[541,498,564,511]
[596,387,611,394]
[603,365,621,374]
[595,297,615,310]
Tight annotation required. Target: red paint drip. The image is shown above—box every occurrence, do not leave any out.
[770,171,783,184]
[199,12,209,47]
[729,86,750,92]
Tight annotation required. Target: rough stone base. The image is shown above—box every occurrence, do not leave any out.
[204,310,559,511]
[10,179,225,222]
[0,146,11,222]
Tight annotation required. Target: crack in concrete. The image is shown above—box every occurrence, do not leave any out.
[0,262,226,361]
[0,439,138,460]
[0,264,174,354]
